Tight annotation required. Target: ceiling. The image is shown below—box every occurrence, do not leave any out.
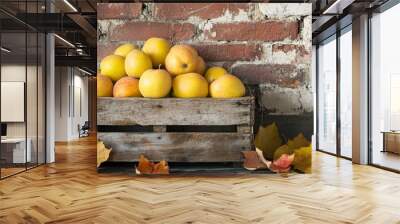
[0,0,97,73]
[312,0,392,43]
[0,0,395,73]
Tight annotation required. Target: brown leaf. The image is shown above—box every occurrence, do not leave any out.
[136,155,154,174]
[136,155,170,175]
[97,141,112,168]
[153,160,170,174]
[242,151,267,171]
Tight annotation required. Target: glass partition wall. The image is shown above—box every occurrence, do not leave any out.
[316,26,353,159]
[0,1,46,179]
[370,3,400,171]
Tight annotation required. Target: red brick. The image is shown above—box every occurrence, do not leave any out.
[207,21,299,41]
[97,43,119,62]
[98,3,142,20]
[154,3,250,20]
[193,44,262,62]
[272,44,310,64]
[110,22,195,42]
[231,64,303,87]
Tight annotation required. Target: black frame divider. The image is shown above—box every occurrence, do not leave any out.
[336,27,341,157]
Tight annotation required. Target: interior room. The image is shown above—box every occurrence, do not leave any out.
[0,6,46,178]
[0,0,400,223]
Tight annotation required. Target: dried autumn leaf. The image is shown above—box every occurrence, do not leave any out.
[274,133,311,160]
[292,145,312,173]
[242,151,267,171]
[97,141,112,168]
[136,154,154,174]
[287,133,310,150]
[269,154,295,173]
[153,160,170,174]
[255,147,272,168]
[256,148,294,173]
[254,123,283,160]
[273,144,293,161]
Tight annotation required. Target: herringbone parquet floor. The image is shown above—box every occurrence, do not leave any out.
[1,135,400,224]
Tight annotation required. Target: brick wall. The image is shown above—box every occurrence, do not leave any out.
[98,3,313,139]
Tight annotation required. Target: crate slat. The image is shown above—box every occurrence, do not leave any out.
[97,97,255,126]
[98,132,252,162]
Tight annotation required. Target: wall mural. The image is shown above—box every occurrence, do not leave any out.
[97,3,313,174]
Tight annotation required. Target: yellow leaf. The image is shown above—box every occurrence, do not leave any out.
[97,141,112,168]
[273,144,294,160]
[275,133,311,161]
[254,122,283,160]
[292,145,312,173]
[287,133,310,150]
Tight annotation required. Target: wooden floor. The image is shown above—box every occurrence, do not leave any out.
[1,167,26,178]
[1,136,400,224]
[372,150,400,171]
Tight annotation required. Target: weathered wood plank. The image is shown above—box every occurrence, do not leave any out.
[98,132,252,162]
[237,125,252,134]
[97,97,255,126]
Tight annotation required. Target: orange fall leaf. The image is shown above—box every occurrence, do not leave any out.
[136,155,169,175]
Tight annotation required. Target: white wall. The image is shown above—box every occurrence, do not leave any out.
[1,65,40,138]
[55,67,69,141]
[1,63,46,164]
[54,67,89,141]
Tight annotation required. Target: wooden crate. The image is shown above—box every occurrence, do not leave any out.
[97,97,255,163]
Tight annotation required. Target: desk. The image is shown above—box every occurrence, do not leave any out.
[1,138,31,163]
[382,131,400,154]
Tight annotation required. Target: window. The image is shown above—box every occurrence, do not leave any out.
[317,36,337,154]
[370,2,400,171]
[316,24,353,159]
[339,27,352,158]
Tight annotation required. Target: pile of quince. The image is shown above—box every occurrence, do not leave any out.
[97,37,246,98]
